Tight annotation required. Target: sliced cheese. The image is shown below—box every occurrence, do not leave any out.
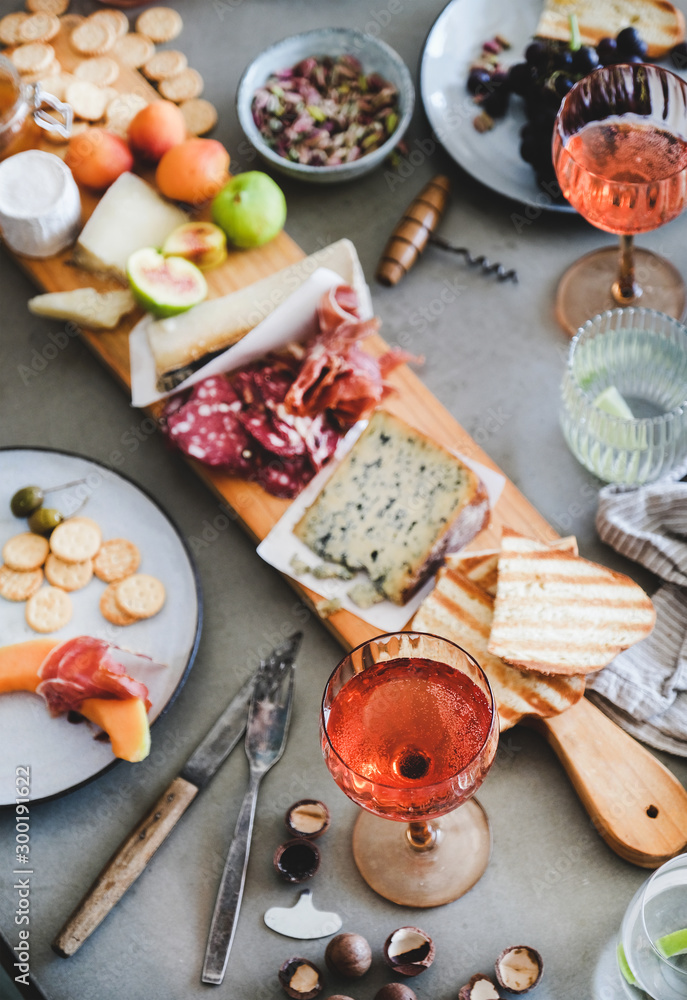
[146,238,372,382]
[74,172,188,281]
[28,288,137,330]
[295,410,489,605]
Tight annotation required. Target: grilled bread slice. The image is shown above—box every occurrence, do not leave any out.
[536,0,685,57]
[446,536,578,596]
[413,562,585,731]
[487,528,656,675]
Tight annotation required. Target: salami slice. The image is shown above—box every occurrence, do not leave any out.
[257,454,315,499]
[189,375,240,407]
[239,407,307,459]
[167,399,253,471]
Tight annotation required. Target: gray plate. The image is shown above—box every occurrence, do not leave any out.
[0,448,201,806]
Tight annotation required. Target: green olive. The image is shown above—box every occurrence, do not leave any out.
[10,486,44,518]
[28,508,63,536]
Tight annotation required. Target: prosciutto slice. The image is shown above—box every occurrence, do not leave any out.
[284,285,418,426]
[36,637,151,717]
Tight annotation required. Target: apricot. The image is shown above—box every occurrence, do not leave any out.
[156,138,230,205]
[65,128,133,191]
[128,100,187,163]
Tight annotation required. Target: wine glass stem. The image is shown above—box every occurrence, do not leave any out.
[613,234,642,305]
[406,820,438,852]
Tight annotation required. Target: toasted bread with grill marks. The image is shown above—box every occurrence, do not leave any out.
[446,536,578,596]
[536,0,685,58]
[487,528,656,676]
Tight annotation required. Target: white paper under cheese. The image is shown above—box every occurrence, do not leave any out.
[0,151,81,258]
[146,238,373,375]
[74,172,188,280]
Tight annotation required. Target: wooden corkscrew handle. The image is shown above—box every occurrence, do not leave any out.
[376,175,451,286]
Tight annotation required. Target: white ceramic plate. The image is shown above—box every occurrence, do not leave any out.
[0,449,202,805]
[420,0,575,213]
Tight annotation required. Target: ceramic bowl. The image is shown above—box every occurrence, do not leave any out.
[236,27,415,184]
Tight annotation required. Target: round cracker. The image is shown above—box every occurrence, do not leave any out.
[100,582,137,626]
[66,79,108,121]
[71,17,116,56]
[0,13,29,47]
[44,553,93,591]
[88,9,129,39]
[106,91,148,133]
[93,538,140,583]
[115,573,165,619]
[179,98,217,136]
[19,12,60,43]
[38,71,74,101]
[0,565,43,602]
[142,47,186,81]
[25,586,72,632]
[135,6,182,43]
[2,533,49,572]
[10,43,55,75]
[75,56,119,86]
[112,32,155,68]
[27,0,69,14]
[159,67,203,103]
[49,517,102,563]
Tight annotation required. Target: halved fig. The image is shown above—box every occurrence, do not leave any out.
[127,247,207,318]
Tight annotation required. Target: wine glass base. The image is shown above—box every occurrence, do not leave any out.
[555,247,686,337]
[352,799,491,908]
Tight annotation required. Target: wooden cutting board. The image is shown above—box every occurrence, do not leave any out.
[4,26,687,868]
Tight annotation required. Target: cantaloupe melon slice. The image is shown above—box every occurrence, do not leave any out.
[0,639,60,693]
[79,697,151,763]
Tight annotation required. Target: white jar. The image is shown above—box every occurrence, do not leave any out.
[0,150,82,258]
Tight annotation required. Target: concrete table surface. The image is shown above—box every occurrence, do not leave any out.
[1,1,687,998]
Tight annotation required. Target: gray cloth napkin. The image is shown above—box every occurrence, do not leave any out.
[587,479,687,755]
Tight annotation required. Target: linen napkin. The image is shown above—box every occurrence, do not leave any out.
[587,477,687,755]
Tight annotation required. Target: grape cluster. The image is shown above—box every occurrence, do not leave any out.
[466,27,655,190]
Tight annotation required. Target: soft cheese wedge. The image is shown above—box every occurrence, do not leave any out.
[146,238,372,391]
[74,172,188,281]
[295,410,490,605]
[536,0,685,56]
[28,288,137,330]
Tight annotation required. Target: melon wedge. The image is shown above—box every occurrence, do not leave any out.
[0,639,60,694]
[79,697,151,763]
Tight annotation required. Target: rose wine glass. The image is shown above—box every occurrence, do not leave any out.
[321,631,498,908]
[553,63,687,336]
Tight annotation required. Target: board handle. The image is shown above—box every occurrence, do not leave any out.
[376,175,450,286]
[52,776,199,958]
[531,698,687,868]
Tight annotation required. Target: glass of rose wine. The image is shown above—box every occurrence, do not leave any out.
[552,63,687,336]
[321,631,498,908]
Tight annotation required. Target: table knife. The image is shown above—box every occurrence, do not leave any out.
[52,663,261,958]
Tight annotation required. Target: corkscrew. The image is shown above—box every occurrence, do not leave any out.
[376,175,518,286]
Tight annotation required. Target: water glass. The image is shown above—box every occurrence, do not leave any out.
[560,308,687,484]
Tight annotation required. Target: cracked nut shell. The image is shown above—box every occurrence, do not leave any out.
[325,933,372,978]
[374,985,418,1000]
[458,974,502,1000]
[285,799,331,839]
[274,839,321,883]
[383,926,435,977]
[495,946,544,994]
[279,958,324,999]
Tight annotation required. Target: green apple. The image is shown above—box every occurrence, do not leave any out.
[212,171,287,248]
[127,247,207,318]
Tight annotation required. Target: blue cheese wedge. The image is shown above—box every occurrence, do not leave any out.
[294,410,490,605]
[74,172,188,281]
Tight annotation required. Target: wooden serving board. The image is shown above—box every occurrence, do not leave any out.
[4,26,687,868]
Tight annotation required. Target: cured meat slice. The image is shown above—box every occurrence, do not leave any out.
[166,398,253,471]
[257,454,315,499]
[36,636,150,716]
[239,407,307,459]
[188,374,240,407]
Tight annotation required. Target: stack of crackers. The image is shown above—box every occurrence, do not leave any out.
[414,526,656,707]
[0,517,165,633]
[0,2,218,140]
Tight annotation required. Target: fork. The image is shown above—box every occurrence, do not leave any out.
[201,633,301,985]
